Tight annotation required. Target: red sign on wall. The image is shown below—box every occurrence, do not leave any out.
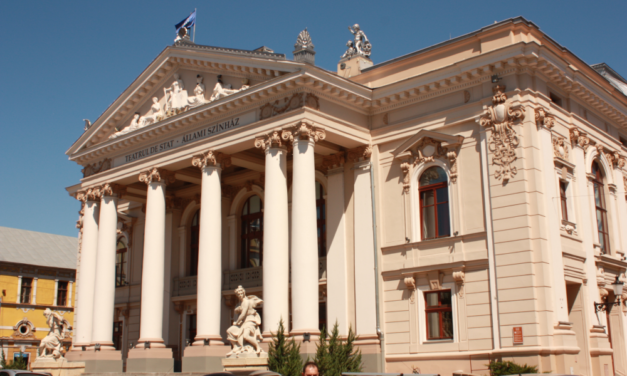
[513,327,523,344]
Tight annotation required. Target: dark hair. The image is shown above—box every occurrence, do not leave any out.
[302,361,318,374]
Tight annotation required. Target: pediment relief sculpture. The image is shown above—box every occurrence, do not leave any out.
[259,92,320,120]
[393,130,464,191]
[109,73,251,140]
[82,158,112,178]
[478,85,525,181]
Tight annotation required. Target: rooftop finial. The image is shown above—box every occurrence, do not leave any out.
[293,28,316,65]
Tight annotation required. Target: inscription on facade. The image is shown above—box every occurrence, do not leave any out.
[114,112,255,167]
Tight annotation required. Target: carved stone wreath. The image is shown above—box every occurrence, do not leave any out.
[478,85,525,180]
[82,158,112,178]
[259,93,320,120]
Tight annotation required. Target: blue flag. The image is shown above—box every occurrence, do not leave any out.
[175,11,196,32]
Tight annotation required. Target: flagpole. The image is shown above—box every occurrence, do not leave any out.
[193,8,196,43]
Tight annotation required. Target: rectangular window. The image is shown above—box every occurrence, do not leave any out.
[593,181,610,254]
[319,302,327,332]
[112,321,123,350]
[550,92,563,107]
[20,278,33,304]
[559,181,569,221]
[425,290,453,340]
[57,281,68,306]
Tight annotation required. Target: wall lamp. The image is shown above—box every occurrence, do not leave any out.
[594,276,624,312]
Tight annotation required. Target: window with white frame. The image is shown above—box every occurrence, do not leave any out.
[424,289,454,340]
[418,166,450,240]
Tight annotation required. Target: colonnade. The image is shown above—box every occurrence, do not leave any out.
[73,121,365,355]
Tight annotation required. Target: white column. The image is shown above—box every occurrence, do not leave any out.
[191,151,226,345]
[16,276,22,303]
[32,278,38,304]
[68,282,73,307]
[325,159,349,336]
[255,134,289,334]
[352,159,378,337]
[74,194,99,347]
[572,140,602,327]
[137,168,171,347]
[538,123,569,322]
[53,280,59,306]
[288,127,322,337]
[91,184,121,348]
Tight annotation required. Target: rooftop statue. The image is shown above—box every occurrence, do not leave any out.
[38,308,66,360]
[187,75,207,108]
[209,75,250,103]
[164,73,189,116]
[342,24,371,59]
[110,113,142,139]
[226,285,265,358]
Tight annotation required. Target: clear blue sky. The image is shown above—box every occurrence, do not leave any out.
[1,1,625,237]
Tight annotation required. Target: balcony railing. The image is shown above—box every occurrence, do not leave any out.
[172,257,327,297]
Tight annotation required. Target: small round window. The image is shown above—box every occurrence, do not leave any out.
[18,324,30,335]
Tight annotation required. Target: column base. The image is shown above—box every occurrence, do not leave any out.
[65,349,122,373]
[182,345,230,372]
[127,347,174,372]
[31,358,85,376]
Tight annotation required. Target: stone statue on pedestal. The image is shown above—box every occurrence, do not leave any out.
[343,24,372,58]
[38,308,65,360]
[226,285,265,357]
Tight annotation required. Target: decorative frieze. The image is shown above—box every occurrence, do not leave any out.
[138,167,176,185]
[254,131,284,151]
[346,145,373,163]
[478,85,525,181]
[82,158,112,178]
[569,127,590,151]
[191,150,232,169]
[259,92,320,120]
[281,121,326,144]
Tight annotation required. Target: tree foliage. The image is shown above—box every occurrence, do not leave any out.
[314,322,362,376]
[487,360,538,376]
[268,319,303,376]
[0,351,28,370]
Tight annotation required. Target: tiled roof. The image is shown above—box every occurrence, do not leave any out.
[0,226,78,270]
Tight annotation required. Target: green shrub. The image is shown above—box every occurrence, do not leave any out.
[268,319,303,376]
[0,350,28,370]
[314,322,362,376]
[487,360,538,376]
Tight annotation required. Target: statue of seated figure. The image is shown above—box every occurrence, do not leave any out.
[209,76,249,103]
[38,308,65,360]
[226,285,264,357]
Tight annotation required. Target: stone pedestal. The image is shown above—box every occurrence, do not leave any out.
[127,347,174,372]
[64,349,122,373]
[222,354,269,372]
[31,358,85,376]
[182,344,230,372]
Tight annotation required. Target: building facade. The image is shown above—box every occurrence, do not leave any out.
[0,227,77,368]
[65,17,627,375]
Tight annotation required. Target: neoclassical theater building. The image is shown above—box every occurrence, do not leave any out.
[65,17,627,375]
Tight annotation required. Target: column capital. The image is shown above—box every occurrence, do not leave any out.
[254,130,284,151]
[139,167,175,185]
[74,186,101,203]
[534,106,555,130]
[281,121,326,145]
[569,127,590,151]
[346,145,373,163]
[603,148,626,170]
[99,183,126,198]
[192,150,231,170]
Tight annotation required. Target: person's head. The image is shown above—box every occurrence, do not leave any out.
[235,285,246,300]
[302,361,319,376]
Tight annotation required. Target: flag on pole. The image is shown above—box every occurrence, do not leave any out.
[175,11,196,32]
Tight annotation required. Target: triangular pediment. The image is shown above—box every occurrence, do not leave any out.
[393,129,464,160]
[67,44,298,156]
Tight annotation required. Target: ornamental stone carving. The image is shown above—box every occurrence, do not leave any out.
[400,162,412,193]
[254,131,284,151]
[139,167,176,185]
[535,107,555,129]
[478,85,525,181]
[342,24,372,59]
[404,276,416,303]
[281,121,326,144]
[347,145,373,163]
[259,93,320,121]
[605,149,626,169]
[453,270,465,298]
[293,28,315,64]
[399,137,459,184]
[553,137,569,160]
[226,285,265,358]
[192,150,231,169]
[99,183,126,198]
[82,158,112,178]
[569,127,590,151]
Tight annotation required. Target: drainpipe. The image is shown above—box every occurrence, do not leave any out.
[369,161,385,370]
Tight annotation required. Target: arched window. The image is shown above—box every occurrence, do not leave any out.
[316,181,326,257]
[592,161,610,254]
[419,166,450,240]
[115,238,127,287]
[241,195,263,268]
[190,210,200,276]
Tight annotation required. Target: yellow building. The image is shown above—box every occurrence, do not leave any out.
[0,226,77,368]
